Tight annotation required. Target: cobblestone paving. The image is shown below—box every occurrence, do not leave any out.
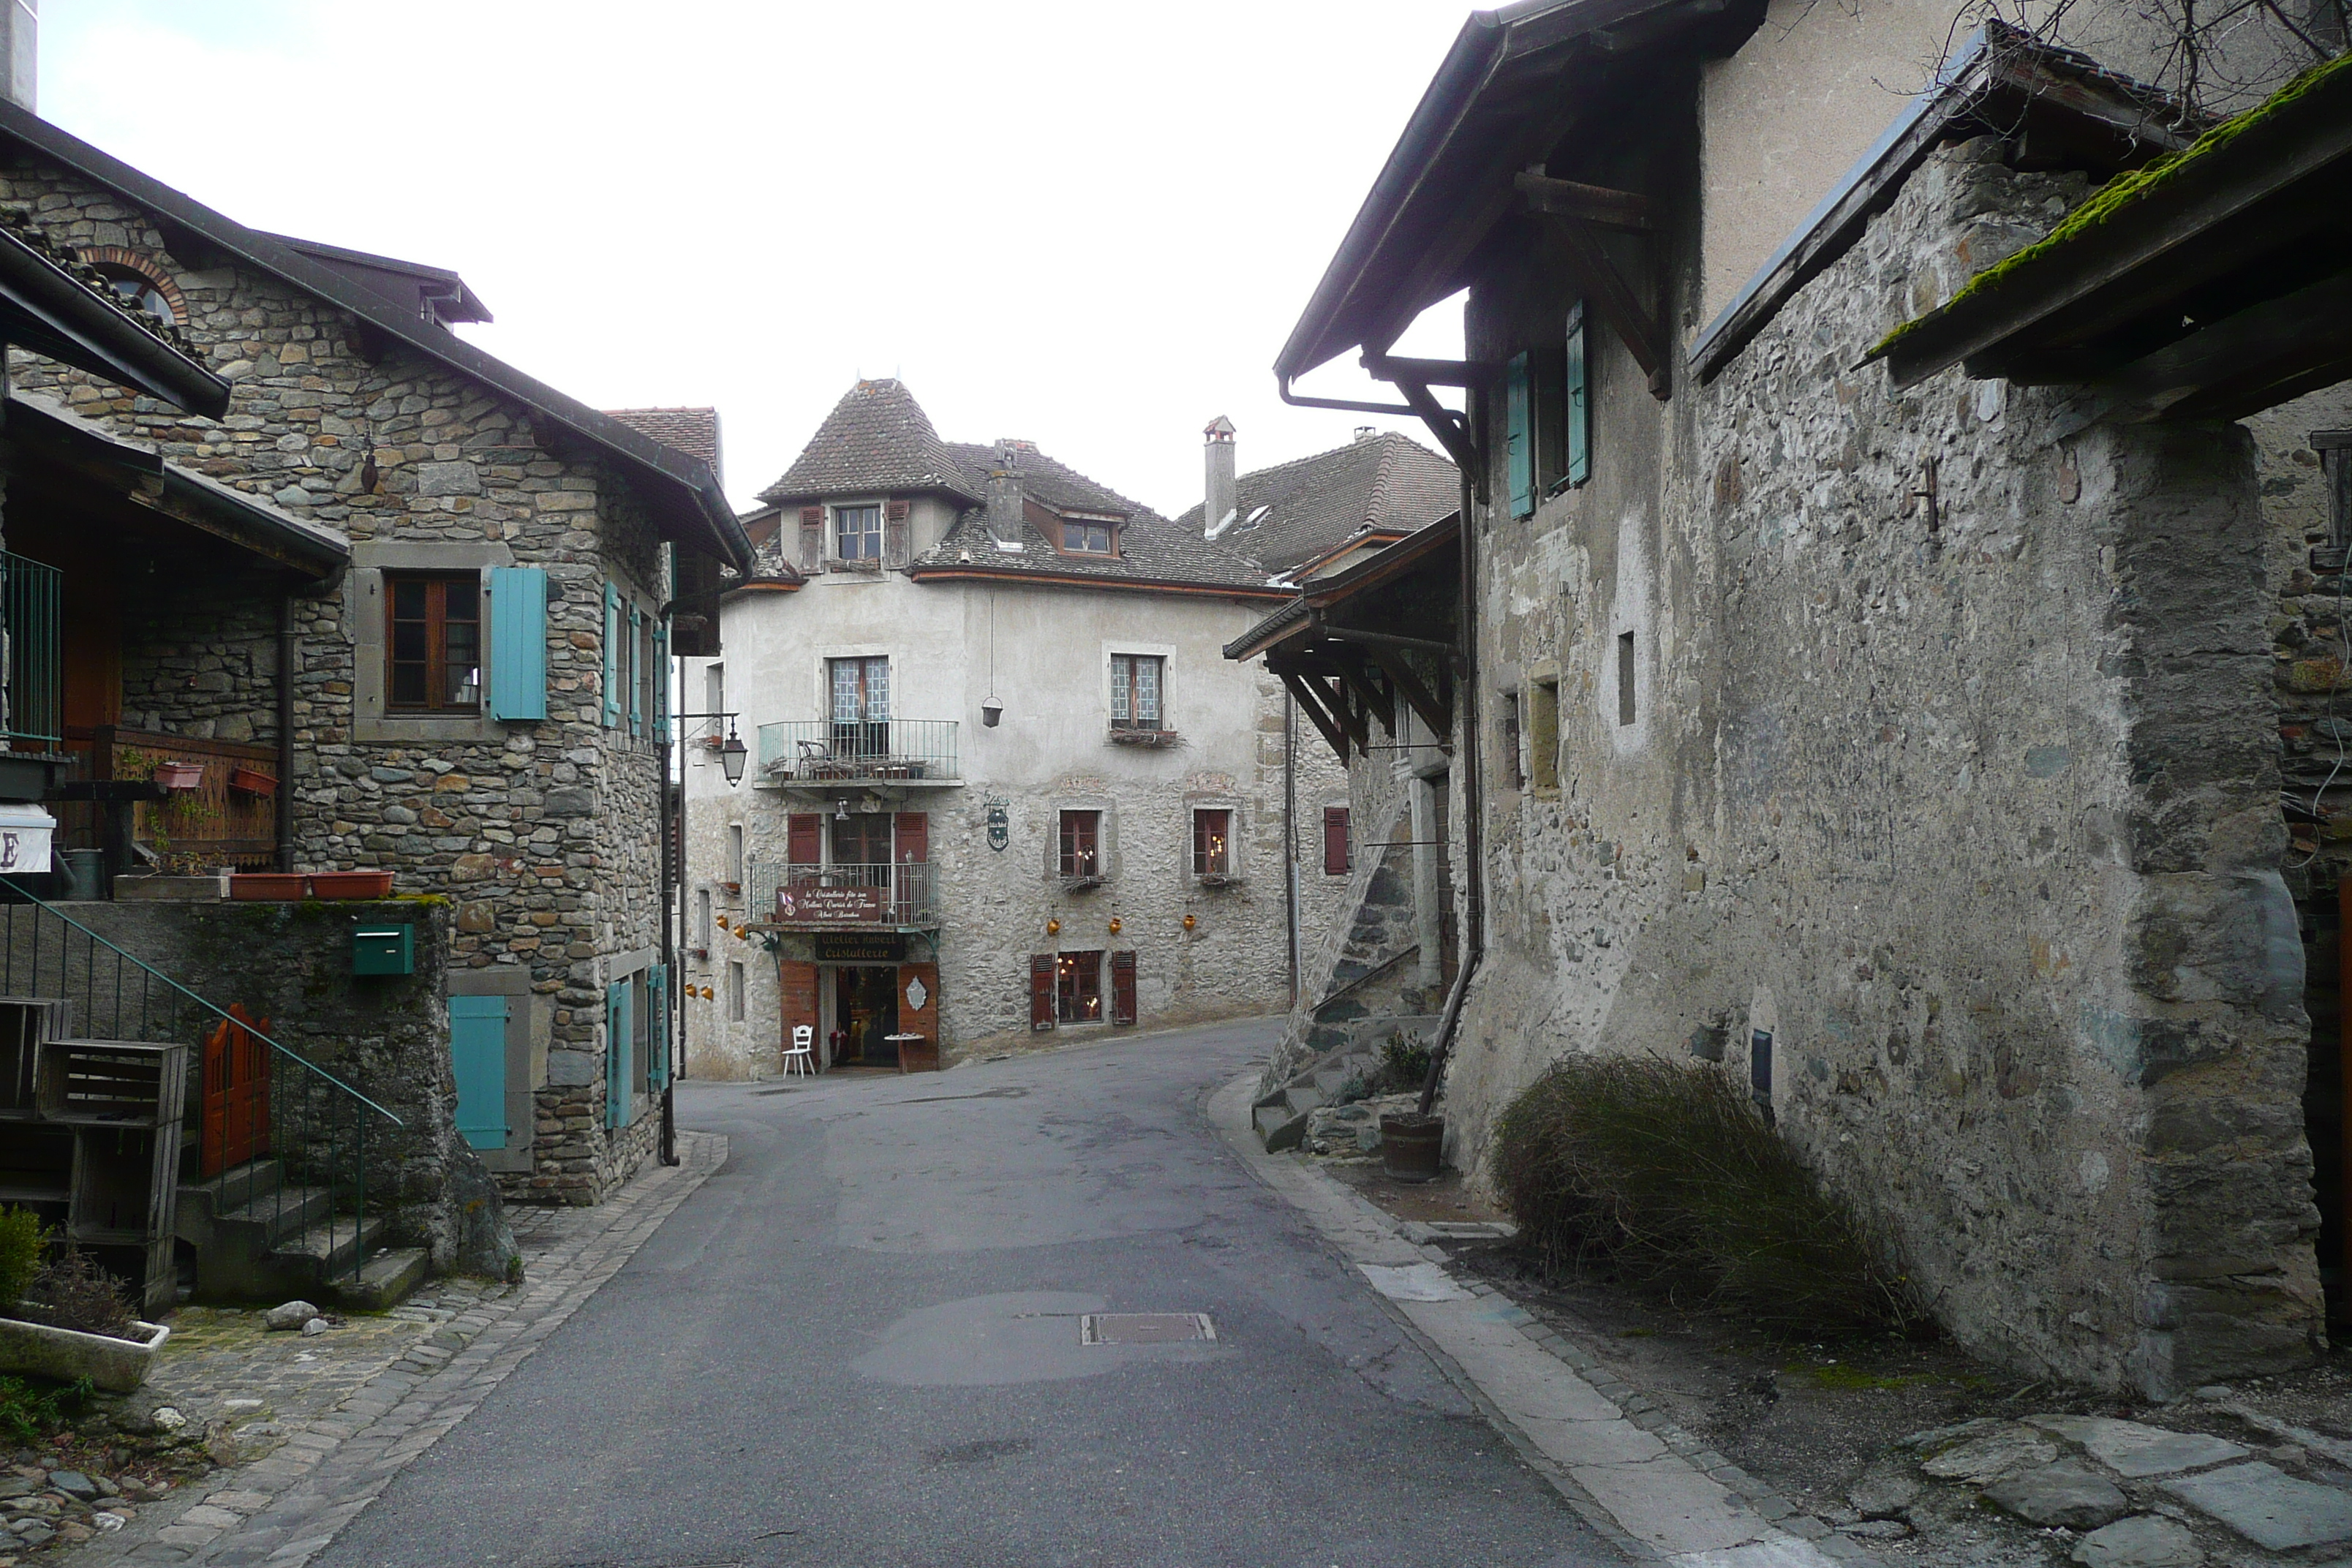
[50,1132,725,1568]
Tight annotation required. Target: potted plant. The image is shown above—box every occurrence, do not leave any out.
[310,870,393,899]
[227,766,277,797]
[154,760,204,792]
[0,1221,169,1394]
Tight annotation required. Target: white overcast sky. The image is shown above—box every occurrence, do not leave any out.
[40,1,1472,518]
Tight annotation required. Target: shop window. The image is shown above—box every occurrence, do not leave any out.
[386,573,480,712]
[1058,950,1104,1024]
[1192,808,1232,877]
[1110,652,1164,731]
[1059,810,1101,878]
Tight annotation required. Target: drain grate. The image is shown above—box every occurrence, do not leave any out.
[1079,1312,1216,1345]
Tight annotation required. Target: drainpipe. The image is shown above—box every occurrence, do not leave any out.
[1284,685,1298,1007]
[659,644,679,1166]
[276,593,295,872]
[1419,457,1482,1118]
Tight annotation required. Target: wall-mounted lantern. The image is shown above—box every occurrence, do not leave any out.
[1047,916,1061,936]
[1107,916,1122,935]
[1183,913,1196,932]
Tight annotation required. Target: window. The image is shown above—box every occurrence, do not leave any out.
[829,655,890,761]
[387,573,480,712]
[634,970,657,1103]
[1192,808,1232,877]
[1057,949,1104,1024]
[1505,350,1534,519]
[1059,810,1101,878]
[97,265,174,325]
[706,662,726,716]
[696,889,712,950]
[1063,519,1114,554]
[728,961,746,1022]
[2320,431,2352,547]
[1617,633,1636,726]
[1323,806,1352,876]
[1109,654,1164,730]
[1500,691,1523,789]
[726,824,744,886]
[834,504,883,562]
[638,611,657,736]
[832,813,892,867]
[1529,679,1560,791]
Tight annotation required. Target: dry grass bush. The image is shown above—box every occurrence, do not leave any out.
[1491,1054,1923,1335]
[0,1207,42,1310]
[13,1247,137,1339]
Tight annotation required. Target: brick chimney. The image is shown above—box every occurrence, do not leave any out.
[2,0,34,113]
[1203,415,1237,538]
[986,438,1027,549]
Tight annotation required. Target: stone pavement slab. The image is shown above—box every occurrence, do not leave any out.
[2160,1460,2352,1552]
[2029,1415,2251,1480]
[2069,1514,2204,1568]
[48,1132,725,1568]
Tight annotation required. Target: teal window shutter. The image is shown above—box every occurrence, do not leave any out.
[601,583,621,728]
[1565,304,1590,488]
[628,606,643,738]
[450,995,509,1150]
[484,567,548,721]
[652,622,669,743]
[647,965,670,1091]
[1506,350,1534,518]
[605,979,631,1128]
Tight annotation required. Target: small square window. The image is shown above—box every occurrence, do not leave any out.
[385,573,480,712]
[1192,809,1232,877]
[834,504,883,561]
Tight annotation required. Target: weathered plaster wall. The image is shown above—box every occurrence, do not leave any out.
[1448,137,2323,1395]
[681,567,1349,1077]
[2,165,674,1203]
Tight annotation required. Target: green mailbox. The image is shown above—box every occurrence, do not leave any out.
[353,925,415,977]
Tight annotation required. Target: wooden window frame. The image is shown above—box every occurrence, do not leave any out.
[1056,949,1105,1025]
[1059,516,1117,556]
[1109,653,1165,731]
[385,571,483,714]
[1058,809,1101,878]
[1191,807,1233,878]
[832,502,884,563]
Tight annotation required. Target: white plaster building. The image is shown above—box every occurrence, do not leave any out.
[679,380,1453,1076]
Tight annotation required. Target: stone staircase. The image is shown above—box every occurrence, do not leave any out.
[1252,1013,1441,1151]
[177,1160,426,1310]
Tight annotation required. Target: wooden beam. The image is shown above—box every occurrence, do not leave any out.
[1513,170,1654,232]
[1331,652,1396,736]
[2092,268,2352,425]
[1365,355,1497,388]
[1542,214,1671,398]
[1313,673,1369,753]
[1366,644,1452,739]
[1281,672,1350,762]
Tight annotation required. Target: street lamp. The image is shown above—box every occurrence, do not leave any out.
[720,727,747,786]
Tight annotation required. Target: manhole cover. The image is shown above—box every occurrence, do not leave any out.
[1079,1312,1215,1345]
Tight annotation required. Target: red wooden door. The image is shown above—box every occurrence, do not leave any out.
[200,1003,271,1176]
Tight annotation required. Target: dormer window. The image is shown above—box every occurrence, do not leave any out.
[1058,513,1117,554]
[833,503,883,562]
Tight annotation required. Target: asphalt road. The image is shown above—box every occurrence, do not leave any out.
[312,1017,1624,1568]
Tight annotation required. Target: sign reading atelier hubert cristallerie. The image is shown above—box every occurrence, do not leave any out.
[813,932,908,964]
[774,883,885,924]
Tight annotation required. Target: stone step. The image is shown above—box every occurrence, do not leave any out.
[217,1183,334,1248]
[1254,1104,1307,1152]
[325,1246,428,1311]
[182,1158,286,1210]
[1282,1085,1325,1116]
[270,1210,391,1279]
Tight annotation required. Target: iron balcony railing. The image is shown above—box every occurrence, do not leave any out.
[749,861,939,929]
[757,719,959,784]
[0,878,403,1286]
[1,551,62,747]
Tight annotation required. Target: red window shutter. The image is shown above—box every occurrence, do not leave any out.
[788,813,821,866]
[1111,951,1137,1025]
[1323,807,1352,876]
[894,812,928,862]
[1030,954,1056,1031]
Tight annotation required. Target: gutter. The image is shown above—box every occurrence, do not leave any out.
[906,565,1292,600]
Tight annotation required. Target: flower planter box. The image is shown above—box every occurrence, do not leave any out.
[0,1315,170,1392]
[227,766,278,797]
[310,870,393,900]
[154,761,205,792]
[230,872,307,901]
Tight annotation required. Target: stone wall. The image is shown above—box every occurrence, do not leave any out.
[1443,135,2324,1395]
[1,163,676,1203]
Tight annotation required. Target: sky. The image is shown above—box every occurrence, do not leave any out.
[39,1,1475,519]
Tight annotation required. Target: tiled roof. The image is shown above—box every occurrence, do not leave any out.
[913,441,1275,591]
[606,407,723,484]
[1172,431,1456,575]
[756,379,979,506]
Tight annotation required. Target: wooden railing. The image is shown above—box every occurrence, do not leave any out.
[58,725,280,874]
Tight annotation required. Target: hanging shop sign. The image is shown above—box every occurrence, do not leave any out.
[775,883,885,925]
[986,797,1010,853]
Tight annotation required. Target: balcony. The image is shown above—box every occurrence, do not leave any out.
[1,551,60,749]
[756,720,961,789]
[749,862,939,930]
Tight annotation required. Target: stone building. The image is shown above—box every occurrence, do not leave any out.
[0,93,750,1215]
[1268,0,2351,1395]
[680,380,1450,1075]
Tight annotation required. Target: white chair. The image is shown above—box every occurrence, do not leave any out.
[783,1024,816,1077]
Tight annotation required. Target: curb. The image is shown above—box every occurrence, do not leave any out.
[1209,1071,1880,1568]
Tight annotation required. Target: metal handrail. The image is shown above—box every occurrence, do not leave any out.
[1,875,401,1123]
[1,550,61,746]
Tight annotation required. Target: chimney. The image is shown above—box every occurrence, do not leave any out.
[1354,426,1379,442]
[986,437,1026,549]
[1,0,34,113]
[1203,415,1237,538]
